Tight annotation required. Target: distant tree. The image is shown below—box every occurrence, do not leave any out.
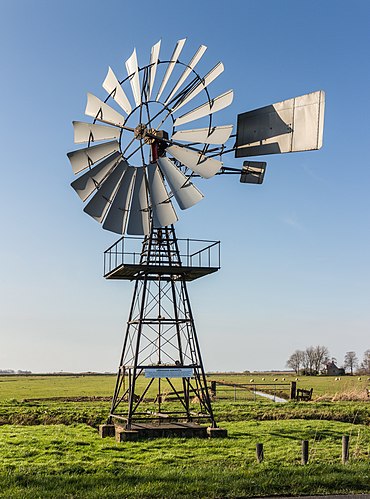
[287,345,330,375]
[343,351,359,375]
[360,349,370,374]
[312,345,330,373]
[304,346,317,375]
[286,350,305,374]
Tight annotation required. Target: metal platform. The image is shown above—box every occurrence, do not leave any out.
[104,263,218,281]
[104,235,220,281]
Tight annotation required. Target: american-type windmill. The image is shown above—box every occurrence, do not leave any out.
[67,39,325,440]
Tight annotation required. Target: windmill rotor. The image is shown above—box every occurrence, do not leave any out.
[68,38,237,236]
[68,40,325,235]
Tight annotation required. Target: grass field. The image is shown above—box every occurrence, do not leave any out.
[1,374,370,498]
[1,372,369,401]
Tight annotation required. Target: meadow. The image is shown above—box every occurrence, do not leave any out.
[0,373,370,498]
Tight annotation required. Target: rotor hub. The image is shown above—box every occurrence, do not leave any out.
[134,123,147,141]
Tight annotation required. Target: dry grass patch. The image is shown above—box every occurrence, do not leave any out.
[316,388,370,402]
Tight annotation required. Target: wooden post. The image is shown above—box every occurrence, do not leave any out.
[256,443,264,463]
[342,435,349,464]
[234,385,236,402]
[210,380,216,396]
[301,440,309,465]
[290,381,297,400]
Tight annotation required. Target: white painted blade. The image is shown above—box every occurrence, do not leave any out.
[235,90,326,157]
[102,167,136,234]
[167,145,222,179]
[164,45,207,105]
[156,38,186,102]
[147,40,161,101]
[127,167,150,235]
[83,161,127,223]
[157,156,203,210]
[147,164,178,228]
[125,49,141,107]
[174,90,234,127]
[172,125,233,145]
[71,151,122,201]
[67,140,120,175]
[85,93,125,127]
[73,121,121,144]
[171,62,224,113]
[103,67,132,115]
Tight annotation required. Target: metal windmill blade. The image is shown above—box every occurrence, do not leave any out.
[67,40,234,236]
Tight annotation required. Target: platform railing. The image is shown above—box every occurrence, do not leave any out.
[104,236,221,276]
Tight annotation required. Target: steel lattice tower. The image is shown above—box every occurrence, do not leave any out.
[106,226,218,431]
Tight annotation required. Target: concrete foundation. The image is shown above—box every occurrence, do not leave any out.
[116,428,139,442]
[114,422,211,441]
[99,424,116,438]
[207,427,228,438]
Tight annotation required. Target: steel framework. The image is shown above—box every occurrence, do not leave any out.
[108,225,218,429]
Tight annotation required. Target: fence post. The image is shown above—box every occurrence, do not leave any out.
[256,443,264,463]
[342,435,349,464]
[234,385,236,402]
[290,381,297,400]
[301,440,309,465]
[210,381,216,396]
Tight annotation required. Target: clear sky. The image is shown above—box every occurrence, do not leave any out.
[0,0,369,373]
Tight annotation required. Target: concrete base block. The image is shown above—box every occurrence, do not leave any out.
[115,428,139,442]
[207,427,228,438]
[99,424,116,438]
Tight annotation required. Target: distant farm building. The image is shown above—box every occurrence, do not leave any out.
[323,361,345,376]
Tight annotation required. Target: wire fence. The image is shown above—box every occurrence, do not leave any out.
[211,380,292,402]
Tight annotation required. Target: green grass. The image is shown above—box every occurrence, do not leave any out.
[1,372,369,403]
[0,375,116,401]
[1,420,369,498]
[1,374,370,497]
[1,374,370,428]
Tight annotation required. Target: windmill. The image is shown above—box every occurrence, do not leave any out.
[67,39,325,440]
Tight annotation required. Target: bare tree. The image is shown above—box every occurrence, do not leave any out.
[360,349,370,374]
[343,351,359,375]
[286,350,305,374]
[313,345,330,373]
[287,345,330,375]
[304,346,317,375]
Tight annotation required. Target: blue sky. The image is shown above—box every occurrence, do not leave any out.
[0,0,369,373]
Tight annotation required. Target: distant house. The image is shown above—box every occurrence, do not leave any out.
[324,361,345,376]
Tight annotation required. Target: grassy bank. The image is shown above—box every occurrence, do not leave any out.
[1,399,370,427]
[1,420,369,498]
